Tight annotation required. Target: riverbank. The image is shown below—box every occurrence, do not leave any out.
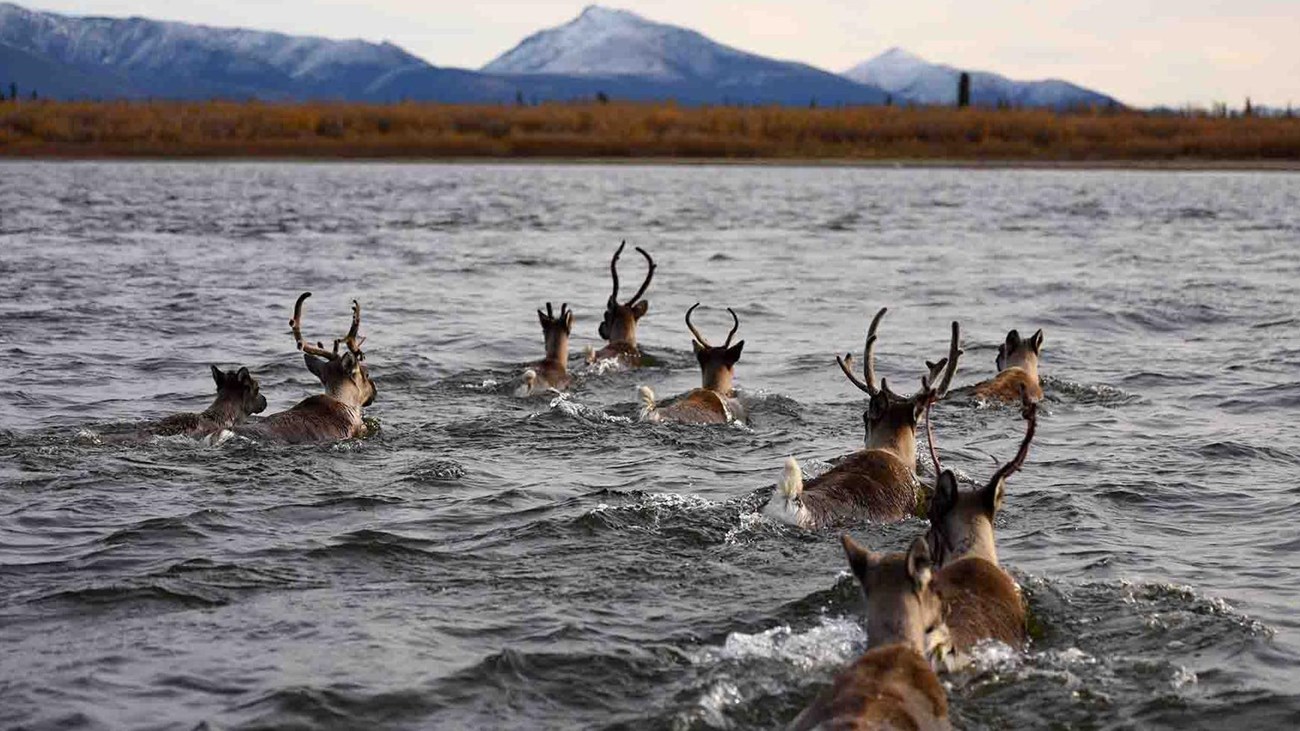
[2,101,1298,164]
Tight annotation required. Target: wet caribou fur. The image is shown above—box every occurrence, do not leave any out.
[764,308,962,528]
[639,303,745,424]
[973,328,1044,403]
[925,389,1037,654]
[236,292,377,444]
[589,241,655,366]
[155,365,267,438]
[789,536,952,731]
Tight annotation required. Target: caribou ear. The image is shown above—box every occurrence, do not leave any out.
[304,354,328,381]
[932,470,960,521]
[842,534,876,590]
[211,365,225,387]
[631,300,649,319]
[1030,329,1045,354]
[236,367,252,386]
[983,475,1006,516]
[598,321,610,341]
[867,391,889,423]
[339,351,359,374]
[1005,329,1022,351]
[725,341,745,365]
[906,537,934,593]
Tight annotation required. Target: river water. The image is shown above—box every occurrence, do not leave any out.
[1,162,1298,729]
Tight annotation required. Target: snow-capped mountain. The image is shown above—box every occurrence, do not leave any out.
[0,2,427,99]
[483,5,889,105]
[844,47,1119,109]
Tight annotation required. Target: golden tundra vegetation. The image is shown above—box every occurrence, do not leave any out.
[1,100,1298,161]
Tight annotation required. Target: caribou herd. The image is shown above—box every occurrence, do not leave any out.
[149,241,1048,729]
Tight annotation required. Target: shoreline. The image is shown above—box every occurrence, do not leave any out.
[2,154,1298,172]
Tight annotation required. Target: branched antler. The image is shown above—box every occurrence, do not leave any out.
[290,292,365,361]
[837,307,887,395]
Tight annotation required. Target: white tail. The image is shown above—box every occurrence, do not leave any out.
[515,369,539,397]
[763,456,811,527]
[584,344,597,364]
[638,385,659,422]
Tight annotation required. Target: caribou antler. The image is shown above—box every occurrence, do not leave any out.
[987,386,1037,489]
[624,246,655,306]
[290,292,338,360]
[344,299,365,355]
[539,302,572,328]
[686,304,741,348]
[837,307,887,395]
[608,241,626,302]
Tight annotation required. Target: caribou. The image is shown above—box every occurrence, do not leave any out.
[588,241,655,366]
[789,536,952,731]
[924,388,1036,656]
[235,292,376,444]
[154,365,267,438]
[764,308,962,528]
[973,328,1044,403]
[518,302,574,396]
[639,303,745,424]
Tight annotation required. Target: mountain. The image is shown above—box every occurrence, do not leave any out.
[0,2,1116,109]
[0,1,429,99]
[843,47,1119,109]
[482,5,889,105]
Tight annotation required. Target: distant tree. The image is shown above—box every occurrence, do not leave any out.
[0,89,5,102]
[957,72,971,108]
[809,97,817,109]
[1287,103,1294,119]
[30,89,37,101]
[515,89,525,106]
[884,93,892,107]
[596,91,609,104]
[8,82,14,101]
[1244,97,1254,117]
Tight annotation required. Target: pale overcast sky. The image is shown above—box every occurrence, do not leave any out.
[24,1,1300,108]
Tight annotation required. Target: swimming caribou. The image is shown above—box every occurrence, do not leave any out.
[789,536,952,731]
[924,388,1037,657]
[764,308,962,528]
[518,302,574,396]
[972,328,1044,403]
[154,365,267,438]
[639,303,745,424]
[588,241,655,366]
[235,292,377,444]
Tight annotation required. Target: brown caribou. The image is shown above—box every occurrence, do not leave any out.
[925,389,1037,656]
[235,292,376,444]
[154,365,267,438]
[972,328,1044,403]
[639,303,745,424]
[587,241,655,366]
[789,536,952,731]
[518,302,574,396]
[764,308,961,528]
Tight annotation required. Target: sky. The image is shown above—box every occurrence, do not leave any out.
[22,1,1300,108]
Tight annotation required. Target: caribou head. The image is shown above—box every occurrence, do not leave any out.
[685,303,744,395]
[995,328,1044,380]
[842,534,949,658]
[597,241,655,348]
[538,302,574,369]
[208,365,267,421]
[290,292,376,409]
[926,388,1037,568]
[837,308,961,466]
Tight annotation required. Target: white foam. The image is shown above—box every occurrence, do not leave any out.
[690,616,867,671]
[544,392,631,424]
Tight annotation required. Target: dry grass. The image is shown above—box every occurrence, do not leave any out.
[1,100,1298,161]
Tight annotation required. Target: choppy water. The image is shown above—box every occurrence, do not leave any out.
[1,161,1298,730]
